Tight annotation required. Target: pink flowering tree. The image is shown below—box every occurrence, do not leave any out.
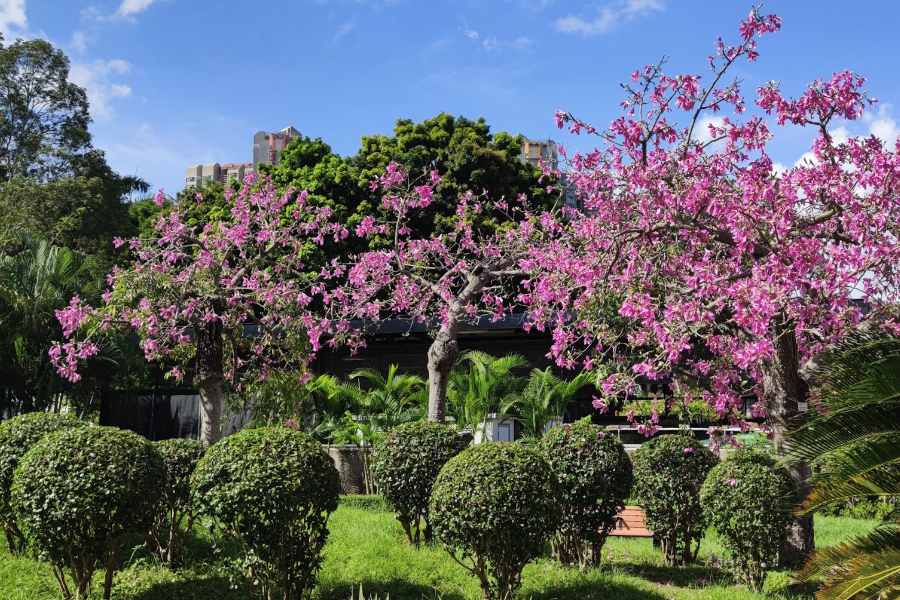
[51,177,345,444]
[319,163,560,422]
[523,6,900,563]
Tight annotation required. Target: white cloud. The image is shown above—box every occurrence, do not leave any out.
[868,104,900,148]
[0,0,27,37]
[117,0,169,18]
[68,59,133,120]
[483,36,532,52]
[332,22,355,43]
[554,0,663,36]
[694,115,724,145]
[70,31,88,52]
[461,21,478,41]
[83,0,171,22]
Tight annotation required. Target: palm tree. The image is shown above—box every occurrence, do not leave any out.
[0,232,103,414]
[503,368,595,439]
[327,365,427,494]
[446,351,528,434]
[785,328,900,599]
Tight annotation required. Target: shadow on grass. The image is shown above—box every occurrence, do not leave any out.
[612,561,732,587]
[316,578,466,600]
[125,574,248,600]
[526,578,668,600]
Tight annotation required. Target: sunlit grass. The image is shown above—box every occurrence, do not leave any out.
[0,501,876,599]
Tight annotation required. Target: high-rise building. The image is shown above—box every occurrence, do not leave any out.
[518,137,558,170]
[252,126,301,170]
[517,137,580,208]
[185,126,299,190]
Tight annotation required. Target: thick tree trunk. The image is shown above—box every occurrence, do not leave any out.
[426,322,460,423]
[758,320,814,567]
[194,319,224,446]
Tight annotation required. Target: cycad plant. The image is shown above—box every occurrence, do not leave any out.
[446,351,528,435]
[785,328,900,599]
[503,368,594,439]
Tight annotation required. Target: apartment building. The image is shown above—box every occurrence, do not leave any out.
[518,137,559,170]
[252,126,301,170]
[185,125,300,189]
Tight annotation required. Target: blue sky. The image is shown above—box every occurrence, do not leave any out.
[3,0,899,194]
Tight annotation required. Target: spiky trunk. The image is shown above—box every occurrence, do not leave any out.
[758,319,814,567]
[194,319,224,446]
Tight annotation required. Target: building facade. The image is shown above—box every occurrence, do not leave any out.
[252,126,301,170]
[185,125,300,190]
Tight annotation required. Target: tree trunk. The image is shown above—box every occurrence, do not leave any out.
[194,319,224,446]
[758,320,814,567]
[426,322,460,422]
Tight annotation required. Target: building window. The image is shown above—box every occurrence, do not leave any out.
[530,145,539,158]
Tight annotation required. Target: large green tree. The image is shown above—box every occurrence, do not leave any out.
[259,113,556,271]
[0,35,90,182]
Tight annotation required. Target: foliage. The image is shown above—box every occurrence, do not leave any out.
[0,35,90,181]
[700,450,798,590]
[248,372,351,437]
[0,505,882,600]
[51,178,344,444]
[10,426,164,600]
[318,161,561,423]
[371,421,467,546]
[325,366,427,494]
[632,435,719,566]
[504,368,594,439]
[540,418,633,568]
[430,442,560,600]
[446,351,528,434]
[786,328,900,599]
[149,438,206,567]
[0,232,144,416]
[191,427,341,600]
[517,10,900,557]
[0,412,84,553]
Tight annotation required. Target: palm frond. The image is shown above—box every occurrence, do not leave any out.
[798,524,900,600]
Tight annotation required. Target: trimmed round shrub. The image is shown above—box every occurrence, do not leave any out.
[430,442,560,600]
[11,426,165,600]
[700,450,799,589]
[632,434,719,566]
[192,427,340,600]
[0,412,85,553]
[149,438,206,566]
[372,421,467,546]
[540,419,633,567]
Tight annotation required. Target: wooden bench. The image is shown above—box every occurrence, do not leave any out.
[608,505,653,537]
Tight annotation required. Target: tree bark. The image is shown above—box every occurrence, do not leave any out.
[758,319,814,567]
[427,321,460,422]
[194,319,224,446]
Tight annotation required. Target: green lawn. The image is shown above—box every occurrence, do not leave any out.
[0,502,876,600]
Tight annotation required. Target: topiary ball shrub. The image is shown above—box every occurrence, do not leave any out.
[149,438,206,566]
[632,434,719,566]
[192,427,341,600]
[430,442,560,600]
[0,412,85,553]
[372,421,467,546]
[11,426,165,600]
[540,418,633,568]
[700,450,799,590]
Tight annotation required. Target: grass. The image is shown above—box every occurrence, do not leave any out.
[0,502,877,600]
